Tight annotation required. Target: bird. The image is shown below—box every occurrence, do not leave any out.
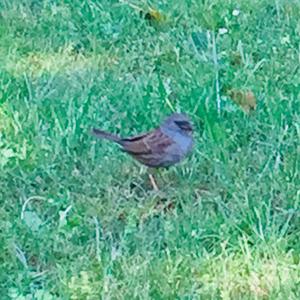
[92,113,194,189]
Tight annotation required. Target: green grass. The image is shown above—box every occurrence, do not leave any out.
[1,0,299,299]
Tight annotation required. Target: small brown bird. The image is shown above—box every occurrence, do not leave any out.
[92,113,194,189]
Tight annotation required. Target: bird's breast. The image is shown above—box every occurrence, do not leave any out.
[161,134,192,163]
[172,133,193,154]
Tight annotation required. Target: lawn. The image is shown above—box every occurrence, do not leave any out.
[0,0,299,299]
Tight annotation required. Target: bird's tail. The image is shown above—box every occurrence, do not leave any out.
[91,128,121,143]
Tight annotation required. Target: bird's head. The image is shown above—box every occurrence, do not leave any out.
[161,113,193,136]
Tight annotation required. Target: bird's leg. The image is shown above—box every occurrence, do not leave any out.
[148,168,159,191]
[149,174,159,191]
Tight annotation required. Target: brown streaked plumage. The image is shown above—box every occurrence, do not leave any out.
[92,113,194,168]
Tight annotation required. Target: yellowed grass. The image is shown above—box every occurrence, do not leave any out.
[5,44,119,77]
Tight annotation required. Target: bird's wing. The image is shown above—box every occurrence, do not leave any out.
[120,129,173,155]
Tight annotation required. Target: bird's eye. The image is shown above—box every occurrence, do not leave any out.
[174,120,193,131]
